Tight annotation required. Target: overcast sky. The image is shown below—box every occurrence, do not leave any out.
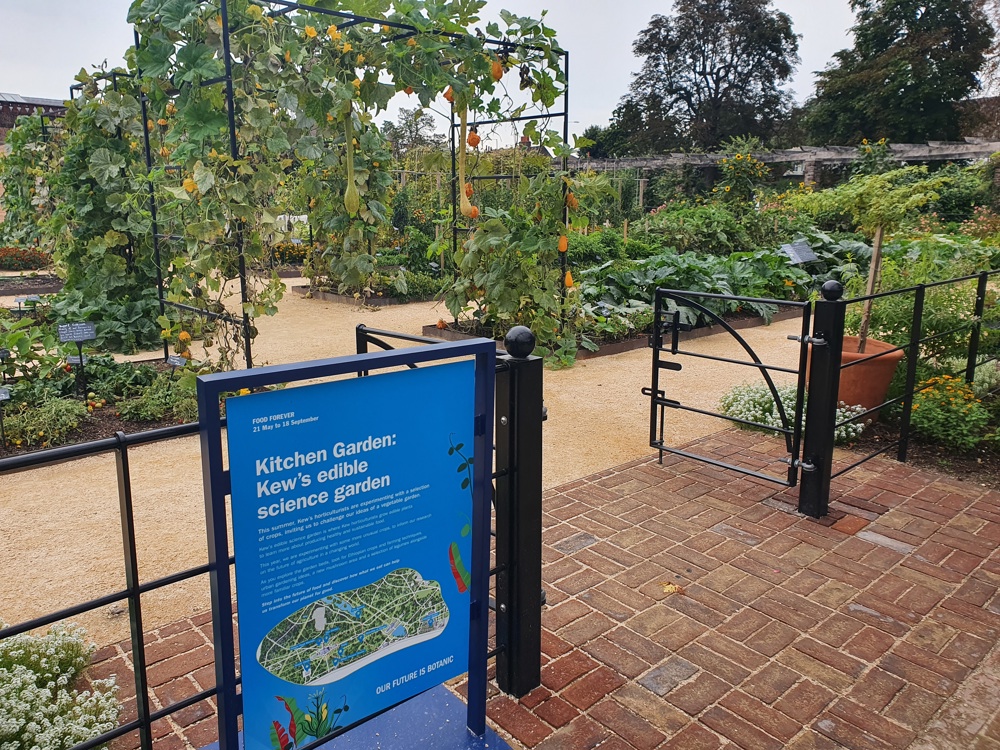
[0,0,856,132]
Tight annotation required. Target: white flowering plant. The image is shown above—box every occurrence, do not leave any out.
[0,621,120,749]
[719,382,870,444]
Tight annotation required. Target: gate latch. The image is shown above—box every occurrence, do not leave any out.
[787,334,826,346]
[779,456,816,472]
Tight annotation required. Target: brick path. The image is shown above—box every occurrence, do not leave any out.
[90,429,1000,749]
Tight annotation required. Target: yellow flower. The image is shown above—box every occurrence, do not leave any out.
[327,24,341,40]
[724,186,731,192]
[304,25,317,38]
[178,331,192,343]
[238,388,250,395]
[862,138,869,145]
[326,113,334,122]
[784,279,794,287]
[342,42,353,53]
[284,49,291,63]
[353,78,361,88]
[183,177,198,193]
[735,154,743,161]
[357,53,365,63]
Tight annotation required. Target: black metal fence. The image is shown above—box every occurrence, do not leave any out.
[0,327,544,748]
[801,271,1000,515]
[649,269,1000,518]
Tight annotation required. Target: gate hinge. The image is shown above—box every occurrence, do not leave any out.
[780,456,816,472]
[787,334,826,346]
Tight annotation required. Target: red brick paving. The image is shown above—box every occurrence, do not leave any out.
[89,429,1000,749]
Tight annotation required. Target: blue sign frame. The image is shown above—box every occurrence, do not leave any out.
[197,339,496,749]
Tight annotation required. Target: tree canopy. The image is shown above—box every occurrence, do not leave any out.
[804,0,994,144]
[381,107,445,158]
[605,0,799,153]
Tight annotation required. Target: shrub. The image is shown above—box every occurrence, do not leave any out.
[909,375,990,451]
[0,621,120,749]
[719,382,869,444]
[117,371,196,423]
[4,398,88,448]
[270,241,310,265]
[0,246,50,271]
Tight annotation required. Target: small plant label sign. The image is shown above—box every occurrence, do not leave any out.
[59,322,97,343]
[0,387,9,401]
[67,355,88,366]
[167,354,187,367]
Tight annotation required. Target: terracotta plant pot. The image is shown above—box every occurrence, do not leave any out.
[838,336,905,414]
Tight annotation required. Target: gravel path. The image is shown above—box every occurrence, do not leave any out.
[0,278,803,644]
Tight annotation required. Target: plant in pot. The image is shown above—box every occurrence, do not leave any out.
[789,165,955,411]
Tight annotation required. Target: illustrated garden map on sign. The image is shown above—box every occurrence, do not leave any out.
[225,361,476,750]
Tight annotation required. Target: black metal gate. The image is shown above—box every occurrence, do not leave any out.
[643,288,813,487]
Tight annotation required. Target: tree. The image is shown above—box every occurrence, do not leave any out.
[381,107,445,158]
[612,0,799,152]
[804,0,994,144]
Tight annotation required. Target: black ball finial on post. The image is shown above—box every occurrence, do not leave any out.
[504,326,536,359]
[821,280,844,301]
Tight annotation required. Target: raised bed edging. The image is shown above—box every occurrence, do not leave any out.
[0,276,63,296]
[421,308,802,360]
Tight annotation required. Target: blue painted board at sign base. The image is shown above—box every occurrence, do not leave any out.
[226,361,477,750]
[197,686,511,750]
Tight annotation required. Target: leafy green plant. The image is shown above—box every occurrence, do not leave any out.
[713,138,771,202]
[85,354,158,400]
[4,398,88,448]
[645,200,752,256]
[719,382,869,444]
[116,370,197,423]
[0,621,119,749]
[910,375,990,451]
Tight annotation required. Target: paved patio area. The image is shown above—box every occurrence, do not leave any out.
[90,429,1000,749]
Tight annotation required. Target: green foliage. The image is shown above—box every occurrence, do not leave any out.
[713,138,772,202]
[580,246,812,328]
[853,138,893,176]
[116,370,197,423]
[617,0,799,151]
[4,398,88,448]
[0,114,62,248]
[0,246,50,271]
[844,239,1000,361]
[910,375,991,451]
[719,382,869,444]
[644,200,754,255]
[84,354,158,400]
[0,621,119,749]
[787,166,955,238]
[0,317,71,386]
[927,163,992,224]
[444,170,615,357]
[804,0,993,143]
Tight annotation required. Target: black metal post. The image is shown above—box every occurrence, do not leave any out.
[133,29,169,363]
[966,271,989,383]
[75,341,87,398]
[115,434,154,750]
[494,327,543,697]
[799,281,845,517]
[898,285,926,462]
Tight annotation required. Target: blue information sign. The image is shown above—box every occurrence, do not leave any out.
[226,361,477,750]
